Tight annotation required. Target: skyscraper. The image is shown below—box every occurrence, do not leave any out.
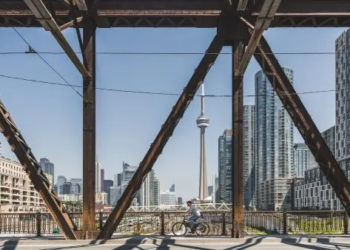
[95,162,100,192]
[218,130,232,203]
[243,105,255,210]
[57,176,66,195]
[112,162,160,207]
[255,68,294,210]
[100,169,105,192]
[293,143,317,178]
[40,158,54,185]
[336,31,349,165]
[196,83,209,200]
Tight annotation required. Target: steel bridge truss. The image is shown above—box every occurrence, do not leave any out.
[0,0,349,239]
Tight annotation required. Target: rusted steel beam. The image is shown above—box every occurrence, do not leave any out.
[73,0,87,11]
[2,0,350,16]
[59,16,82,31]
[232,41,245,238]
[250,0,350,15]
[82,10,96,236]
[0,100,77,239]
[236,0,281,78]
[237,0,249,11]
[254,35,350,213]
[98,34,224,239]
[22,0,90,78]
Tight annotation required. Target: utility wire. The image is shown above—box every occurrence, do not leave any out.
[12,28,83,98]
[0,51,339,55]
[0,72,336,98]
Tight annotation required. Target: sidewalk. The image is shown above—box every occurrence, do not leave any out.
[0,235,350,246]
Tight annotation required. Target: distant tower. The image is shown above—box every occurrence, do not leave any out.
[196,83,209,200]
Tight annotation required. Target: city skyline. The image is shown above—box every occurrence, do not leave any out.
[0,27,342,201]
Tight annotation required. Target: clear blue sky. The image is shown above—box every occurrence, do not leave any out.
[0,27,345,201]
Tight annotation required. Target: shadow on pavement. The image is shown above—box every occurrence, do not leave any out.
[1,240,19,250]
[2,235,350,249]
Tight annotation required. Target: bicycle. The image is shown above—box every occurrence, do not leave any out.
[171,216,210,236]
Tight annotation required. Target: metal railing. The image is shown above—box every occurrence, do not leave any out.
[0,210,348,236]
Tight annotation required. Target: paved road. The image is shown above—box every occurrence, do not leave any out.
[0,242,350,249]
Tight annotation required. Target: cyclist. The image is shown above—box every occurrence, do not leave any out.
[186,200,200,233]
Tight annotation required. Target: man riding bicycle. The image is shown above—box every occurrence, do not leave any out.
[186,200,200,233]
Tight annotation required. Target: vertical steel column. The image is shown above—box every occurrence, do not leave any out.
[232,42,245,238]
[82,12,96,235]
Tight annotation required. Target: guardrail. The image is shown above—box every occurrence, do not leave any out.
[0,210,348,236]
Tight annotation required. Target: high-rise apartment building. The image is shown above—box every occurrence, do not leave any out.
[0,156,53,212]
[243,105,255,210]
[336,30,350,161]
[293,143,317,178]
[255,68,294,210]
[39,158,54,185]
[294,126,339,210]
[218,130,232,203]
[138,170,160,206]
[323,126,336,155]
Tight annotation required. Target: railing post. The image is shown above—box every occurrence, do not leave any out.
[36,211,41,237]
[344,210,348,234]
[221,212,227,235]
[99,211,103,230]
[283,210,287,235]
[160,212,165,235]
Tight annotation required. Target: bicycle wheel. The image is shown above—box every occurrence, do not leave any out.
[201,222,210,235]
[172,222,187,236]
[195,223,207,236]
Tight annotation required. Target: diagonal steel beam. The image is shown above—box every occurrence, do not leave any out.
[254,35,350,213]
[98,34,224,239]
[237,0,249,10]
[236,0,281,77]
[73,0,87,11]
[23,0,90,78]
[0,98,77,239]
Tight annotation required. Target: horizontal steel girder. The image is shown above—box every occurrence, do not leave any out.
[1,0,350,27]
[98,33,224,239]
[0,0,349,14]
[0,99,77,239]
[254,35,350,214]
[1,15,350,28]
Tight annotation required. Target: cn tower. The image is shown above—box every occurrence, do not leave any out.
[196,83,209,200]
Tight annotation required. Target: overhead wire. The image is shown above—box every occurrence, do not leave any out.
[0,72,336,98]
[0,51,339,55]
[11,28,83,98]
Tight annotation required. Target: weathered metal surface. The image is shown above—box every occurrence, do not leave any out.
[82,10,96,236]
[236,0,281,77]
[232,42,245,238]
[254,35,350,214]
[0,0,350,28]
[98,33,225,239]
[0,99,76,239]
[22,0,90,77]
[2,15,350,28]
